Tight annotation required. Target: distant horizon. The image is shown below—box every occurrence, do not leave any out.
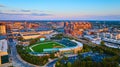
[0,20,120,21]
[0,0,120,20]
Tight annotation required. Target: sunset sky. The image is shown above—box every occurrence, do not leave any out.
[0,0,120,20]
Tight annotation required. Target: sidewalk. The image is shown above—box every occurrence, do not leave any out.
[0,63,13,67]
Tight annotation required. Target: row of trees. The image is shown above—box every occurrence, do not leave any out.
[56,55,119,67]
[81,44,91,53]
[50,34,64,40]
[55,43,120,67]
[55,56,71,67]
[16,45,49,65]
[16,45,58,65]
[17,37,24,41]
[72,61,119,67]
[29,38,40,45]
[17,37,41,46]
[50,33,74,40]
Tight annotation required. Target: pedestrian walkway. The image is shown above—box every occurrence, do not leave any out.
[0,63,13,67]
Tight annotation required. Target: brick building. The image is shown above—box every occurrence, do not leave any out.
[64,22,92,36]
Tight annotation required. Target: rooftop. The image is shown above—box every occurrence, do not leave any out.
[0,36,7,40]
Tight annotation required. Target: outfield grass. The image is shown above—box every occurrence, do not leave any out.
[27,41,65,52]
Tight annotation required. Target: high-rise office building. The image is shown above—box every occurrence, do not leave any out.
[0,23,6,35]
[64,22,92,36]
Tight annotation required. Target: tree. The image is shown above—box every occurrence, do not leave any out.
[30,39,36,45]
[9,66,13,67]
[63,56,68,61]
[51,34,63,40]
[17,37,24,41]
[83,56,92,61]
[55,61,61,67]
[67,62,72,67]
[50,53,55,59]
[78,54,82,60]
[16,45,49,65]
[100,41,105,45]
[99,49,104,54]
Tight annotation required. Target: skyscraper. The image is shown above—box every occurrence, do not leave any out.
[0,23,6,35]
[64,22,92,36]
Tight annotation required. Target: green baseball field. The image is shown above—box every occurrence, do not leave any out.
[26,41,65,52]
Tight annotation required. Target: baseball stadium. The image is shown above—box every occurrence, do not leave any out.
[26,38,83,55]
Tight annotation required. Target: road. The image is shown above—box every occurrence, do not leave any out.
[46,34,98,67]
[46,55,78,67]
[46,59,57,67]
[8,34,94,67]
[8,38,34,67]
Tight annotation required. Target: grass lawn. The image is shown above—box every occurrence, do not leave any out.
[27,41,65,52]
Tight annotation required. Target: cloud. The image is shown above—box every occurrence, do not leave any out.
[6,9,44,13]
[0,12,53,16]
[20,10,31,12]
[0,4,5,7]
[9,10,18,12]
[0,9,48,14]
[1,10,30,12]
[0,12,54,20]
[31,13,53,16]
[0,11,120,20]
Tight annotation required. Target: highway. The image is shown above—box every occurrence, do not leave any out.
[8,38,34,67]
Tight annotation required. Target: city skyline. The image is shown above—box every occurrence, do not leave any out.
[0,0,120,20]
